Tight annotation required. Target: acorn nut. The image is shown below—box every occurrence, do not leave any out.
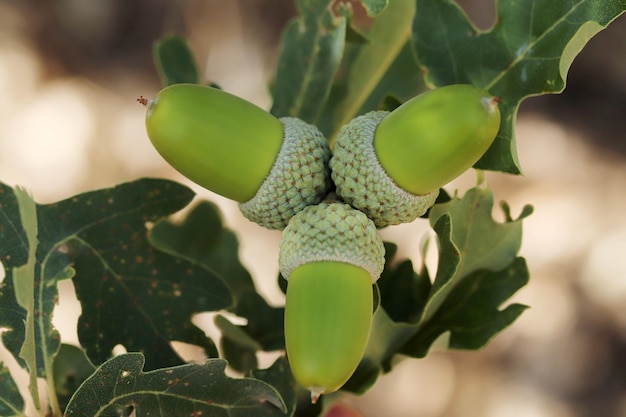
[279,198,385,403]
[330,84,501,227]
[143,83,332,230]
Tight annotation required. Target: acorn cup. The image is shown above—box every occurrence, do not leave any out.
[330,84,501,227]
[142,83,332,230]
[279,197,385,403]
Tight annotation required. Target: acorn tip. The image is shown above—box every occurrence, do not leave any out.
[137,95,149,106]
[310,388,323,404]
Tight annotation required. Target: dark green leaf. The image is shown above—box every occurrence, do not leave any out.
[344,186,530,393]
[412,0,626,173]
[270,0,347,123]
[64,353,287,417]
[53,344,96,412]
[377,259,431,323]
[153,34,200,86]
[400,258,529,357]
[0,362,25,417]
[149,201,255,304]
[278,274,288,295]
[40,179,232,370]
[3,180,226,375]
[251,356,297,417]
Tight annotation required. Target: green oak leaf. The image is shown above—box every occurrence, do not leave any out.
[377,257,431,324]
[412,0,626,173]
[399,257,529,357]
[64,353,287,417]
[0,362,25,417]
[344,186,530,394]
[270,0,347,124]
[149,201,255,305]
[148,201,284,373]
[0,179,233,374]
[423,187,532,323]
[153,34,200,86]
[53,180,232,370]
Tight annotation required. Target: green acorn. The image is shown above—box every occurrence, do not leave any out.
[330,84,501,227]
[142,83,332,230]
[279,197,385,403]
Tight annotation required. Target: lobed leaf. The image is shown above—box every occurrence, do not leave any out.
[148,201,285,373]
[399,257,529,357]
[345,186,530,393]
[421,187,530,323]
[47,180,232,370]
[412,0,626,173]
[64,353,287,417]
[149,201,255,304]
[1,179,234,376]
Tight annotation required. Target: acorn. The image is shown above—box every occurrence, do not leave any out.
[141,83,332,230]
[330,84,501,227]
[279,197,385,403]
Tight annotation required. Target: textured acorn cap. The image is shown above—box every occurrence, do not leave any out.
[239,117,332,230]
[330,111,438,228]
[279,198,385,282]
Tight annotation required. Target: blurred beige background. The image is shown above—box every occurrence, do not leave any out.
[1,1,626,416]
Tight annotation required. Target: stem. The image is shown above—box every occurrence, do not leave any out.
[45,372,62,417]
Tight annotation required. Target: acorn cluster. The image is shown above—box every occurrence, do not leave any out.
[143,83,501,402]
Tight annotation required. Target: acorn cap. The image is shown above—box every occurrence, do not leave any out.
[239,117,332,230]
[279,198,385,283]
[330,111,439,228]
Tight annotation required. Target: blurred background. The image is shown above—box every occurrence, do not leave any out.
[1,0,625,416]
